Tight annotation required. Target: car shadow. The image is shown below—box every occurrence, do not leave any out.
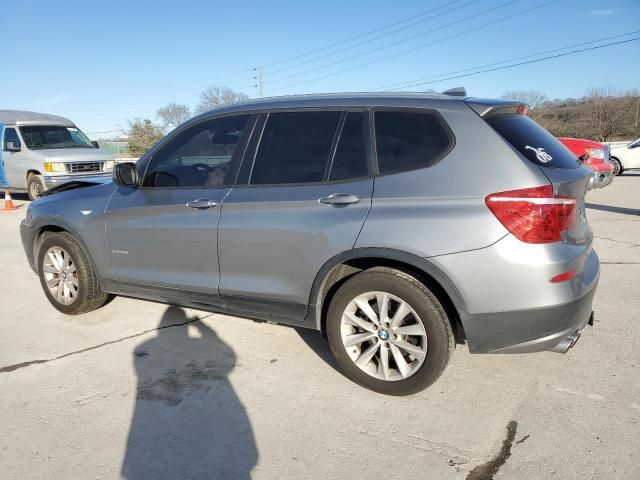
[294,328,343,376]
[121,307,257,480]
[586,203,640,216]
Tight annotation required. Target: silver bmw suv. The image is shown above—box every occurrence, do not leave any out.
[20,92,599,395]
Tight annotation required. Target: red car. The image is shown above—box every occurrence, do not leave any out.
[558,137,613,189]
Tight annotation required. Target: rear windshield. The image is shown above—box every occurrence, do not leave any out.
[486,114,580,169]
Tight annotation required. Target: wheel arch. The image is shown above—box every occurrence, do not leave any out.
[31,218,104,288]
[307,248,468,339]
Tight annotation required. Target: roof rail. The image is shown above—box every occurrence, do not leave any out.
[441,87,467,97]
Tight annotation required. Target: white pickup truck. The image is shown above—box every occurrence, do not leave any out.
[0,110,114,199]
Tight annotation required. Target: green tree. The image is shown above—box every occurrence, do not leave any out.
[127,119,164,157]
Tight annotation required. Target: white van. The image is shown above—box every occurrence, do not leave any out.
[0,110,114,199]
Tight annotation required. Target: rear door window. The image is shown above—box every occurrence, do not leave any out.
[329,112,369,181]
[374,110,453,175]
[486,114,580,169]
[250,111,341,185]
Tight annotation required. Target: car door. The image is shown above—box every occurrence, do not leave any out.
[2,127,27,188]
[218,110,374,320]
[625,139,640,169]
[105,114,256,305]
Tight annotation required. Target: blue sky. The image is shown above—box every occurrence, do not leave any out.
[1,0,638,137]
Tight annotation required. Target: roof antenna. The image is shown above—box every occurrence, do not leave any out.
[441,87,467,97]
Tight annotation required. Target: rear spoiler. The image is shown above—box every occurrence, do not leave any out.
[465,98,529,117]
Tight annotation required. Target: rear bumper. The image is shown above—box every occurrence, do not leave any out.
[43,173,112,188]
[590,170,614,189]
[435,236,600,354]
[460,285,597,353]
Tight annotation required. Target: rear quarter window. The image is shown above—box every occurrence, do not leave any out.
[486,114,580,169]
[374,110,453,175]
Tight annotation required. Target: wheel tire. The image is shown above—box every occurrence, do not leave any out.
[326,267,454,396]
[27,173,45,200]
[611,157,623,176]
[37,231,109,315]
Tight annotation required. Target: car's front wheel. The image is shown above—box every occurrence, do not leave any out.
[27,173,45,200]
[37,231,110,314]
[611,157,623,176]
[326,267,454,395]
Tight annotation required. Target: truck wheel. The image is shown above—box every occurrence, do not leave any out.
[326,267,454,396]
[37,231,110,315]
[610,157,623,176]
[27,173,45,200]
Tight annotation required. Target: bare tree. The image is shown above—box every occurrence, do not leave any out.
[586,86,626,141]
[126,119,164,157]
[501,89,548,110]
[196,86,249,114]
[157,103,191,130]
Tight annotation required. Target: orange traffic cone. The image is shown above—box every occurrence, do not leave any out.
[1,190,17,211]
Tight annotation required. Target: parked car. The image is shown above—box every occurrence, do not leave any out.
[0,110,114,199]
[557,137,614,189]
[20,93,599,395]
[610,138,640,175]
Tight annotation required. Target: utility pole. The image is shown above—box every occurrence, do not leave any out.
[635,96,639,131]
[257,66,264,98]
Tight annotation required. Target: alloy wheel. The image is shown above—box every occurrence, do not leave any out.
[42,246,79,305]
[340,291,428,381]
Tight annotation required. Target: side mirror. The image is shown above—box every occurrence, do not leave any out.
[5,141,21,152]
[113,162,138,187]
[91,140,100,148]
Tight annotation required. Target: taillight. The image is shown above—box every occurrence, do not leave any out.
[485,185,576,244]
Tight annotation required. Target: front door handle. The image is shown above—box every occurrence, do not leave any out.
[186,198,217,209]
[319,193,360,206]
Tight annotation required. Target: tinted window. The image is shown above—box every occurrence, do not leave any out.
[329,112,369,181]
[487,114,580,169]
[250,111,341,185]
[3,128,20,150]
[375,111,452,174]
[144,115,250,188]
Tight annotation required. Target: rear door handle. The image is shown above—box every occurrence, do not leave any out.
[319,193,360,206]
[186,198,217,209]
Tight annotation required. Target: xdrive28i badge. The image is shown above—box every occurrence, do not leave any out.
[525,145,553,163]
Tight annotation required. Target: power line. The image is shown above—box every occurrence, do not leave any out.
[267,0,559,93]
[374,30,640,91]
[264,0,524,87]
[263,0,482,77]
[25,70,255,111]
[386,37,640,90]
[24,1,474,108]
[260,0,468,70]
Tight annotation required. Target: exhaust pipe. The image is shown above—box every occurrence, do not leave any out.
[550,332,581,353]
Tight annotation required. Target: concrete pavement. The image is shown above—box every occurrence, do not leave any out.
[0,175,638,480]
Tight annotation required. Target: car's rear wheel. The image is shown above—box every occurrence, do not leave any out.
[611,157,623,176]
[37,232,110,314]
[27,173,45,200]
[326,267,454,395]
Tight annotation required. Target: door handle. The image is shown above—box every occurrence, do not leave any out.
[318,193,360,206]
[186,198,217,209]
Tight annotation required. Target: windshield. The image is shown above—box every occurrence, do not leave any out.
[19,125,94,150]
